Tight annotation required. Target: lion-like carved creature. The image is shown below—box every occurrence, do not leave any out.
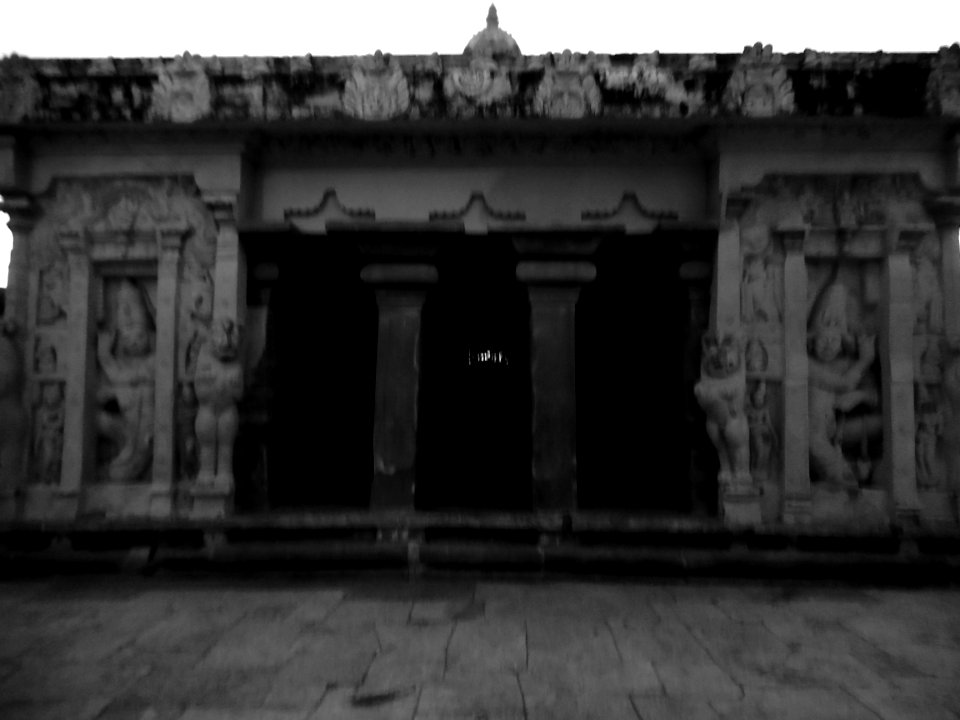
[194,318,243,487]
[0,319,27,489]
[694,332,751,490]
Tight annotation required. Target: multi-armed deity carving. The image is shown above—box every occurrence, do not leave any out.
[343,52,411,121]
[724,43,795,117]
[806,280,881,490]
[194,318,244,488]
[694,333,751,493]
[533,51,602,119]
[148,53,211,123]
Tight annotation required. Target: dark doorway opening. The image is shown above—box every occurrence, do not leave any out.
[237,234,377,511]
[577,232,714,514]
[416,237,532,511]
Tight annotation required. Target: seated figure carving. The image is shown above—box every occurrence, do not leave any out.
[97,280,155,482]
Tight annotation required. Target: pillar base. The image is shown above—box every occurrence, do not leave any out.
[0,489,18,521]
[52,490,80,522]
[149,487,175,519]
[189,482,232,519]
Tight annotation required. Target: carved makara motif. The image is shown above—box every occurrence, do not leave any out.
[533,51,601,119]
[194,318,244,487]
[724,43,795,117]
[342,52,410,121]
[149,53,211,123]
[694,333,751,491]
[33,382,64,485]
[97,279,156,482]
[443,57,513,116]
[927,44,960,116]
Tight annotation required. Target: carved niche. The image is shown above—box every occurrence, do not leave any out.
[149,53,212,123]
[342,52,411,121]
[444,57,514,117]
[927,44,960,117]
[23,178,218,486]
[724,43,795,117]
[533,51,602,119]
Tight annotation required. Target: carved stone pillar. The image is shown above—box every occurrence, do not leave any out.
[190,195,244,519]
[0,196,34,520]
[779,227,811,523]
[56,231,95,520]
[361,263,437,508]
[883,227,924,522]
[150,225,187,518]
[515,236,598,512]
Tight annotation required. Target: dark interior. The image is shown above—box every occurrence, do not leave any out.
[416,236,532,511]
[576,231,714,514]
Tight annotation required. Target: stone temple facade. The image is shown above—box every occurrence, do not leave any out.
[1,8,960,539]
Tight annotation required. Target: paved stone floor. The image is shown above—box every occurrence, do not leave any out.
[0,572,958,719]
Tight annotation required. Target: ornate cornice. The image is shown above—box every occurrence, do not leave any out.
[580,192,677,232]
[284,189,376,232]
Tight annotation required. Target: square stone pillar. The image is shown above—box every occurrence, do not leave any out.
[361,263,437,509]
[883,228,924,522]
[150,225,187,518]
[190,195,245,520]
[515,243,597,512]
[779,227,811,523]
[0,196,35,520]
[57,231,96,521]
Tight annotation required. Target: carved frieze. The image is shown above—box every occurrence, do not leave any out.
[149,53,211,123]
[443,57,513,117]
[600,53,704,118]
[342,52,410,121]
[533,51,601,119]
[0,55,40,123]
[724,43,795,117]
[927,44,960,117]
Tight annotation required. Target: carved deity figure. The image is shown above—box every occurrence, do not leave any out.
[194,318,244,487]
[916,401,943,490]
[807,282,881,489]
[177,382,199,480]
[34,336,57,375]
[33,382,64,485]
[747,381,778,481]
[694,333,751,489]
[741,255,782,324]
[941,338,960,494]
[37,264,67,325]
[0,319,27,487]
[97,280,155,482]
[912,242,944,334]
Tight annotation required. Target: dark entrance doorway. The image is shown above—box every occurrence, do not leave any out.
[238,234,377,511]
[577,231,714,514]
[416,237,532,511]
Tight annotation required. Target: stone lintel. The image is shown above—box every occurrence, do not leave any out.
[516,261,596,285]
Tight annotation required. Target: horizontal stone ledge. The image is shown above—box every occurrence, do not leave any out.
[516,260,596,285]
[360,263,439,285]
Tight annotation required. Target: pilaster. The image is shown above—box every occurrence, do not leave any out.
[57,231,95,521]
[779,226,811,523]
[883,227,924,522]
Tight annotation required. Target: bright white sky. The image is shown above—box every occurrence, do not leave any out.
[1,0,959,285]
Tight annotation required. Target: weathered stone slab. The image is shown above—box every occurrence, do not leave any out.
[355,623,452,700]
[630,695,721,720]
[310,686,418,720]
[415,677,524,720]
[324,599,412,630]
[710,687,885,720]
[198,614,306,669]
[178,708,308,720]
[518,672,637,720]
[444,616,526,677]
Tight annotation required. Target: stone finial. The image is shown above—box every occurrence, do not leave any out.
[465,4,521,58]
[149,53,211,123]
[342,53,410,120]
